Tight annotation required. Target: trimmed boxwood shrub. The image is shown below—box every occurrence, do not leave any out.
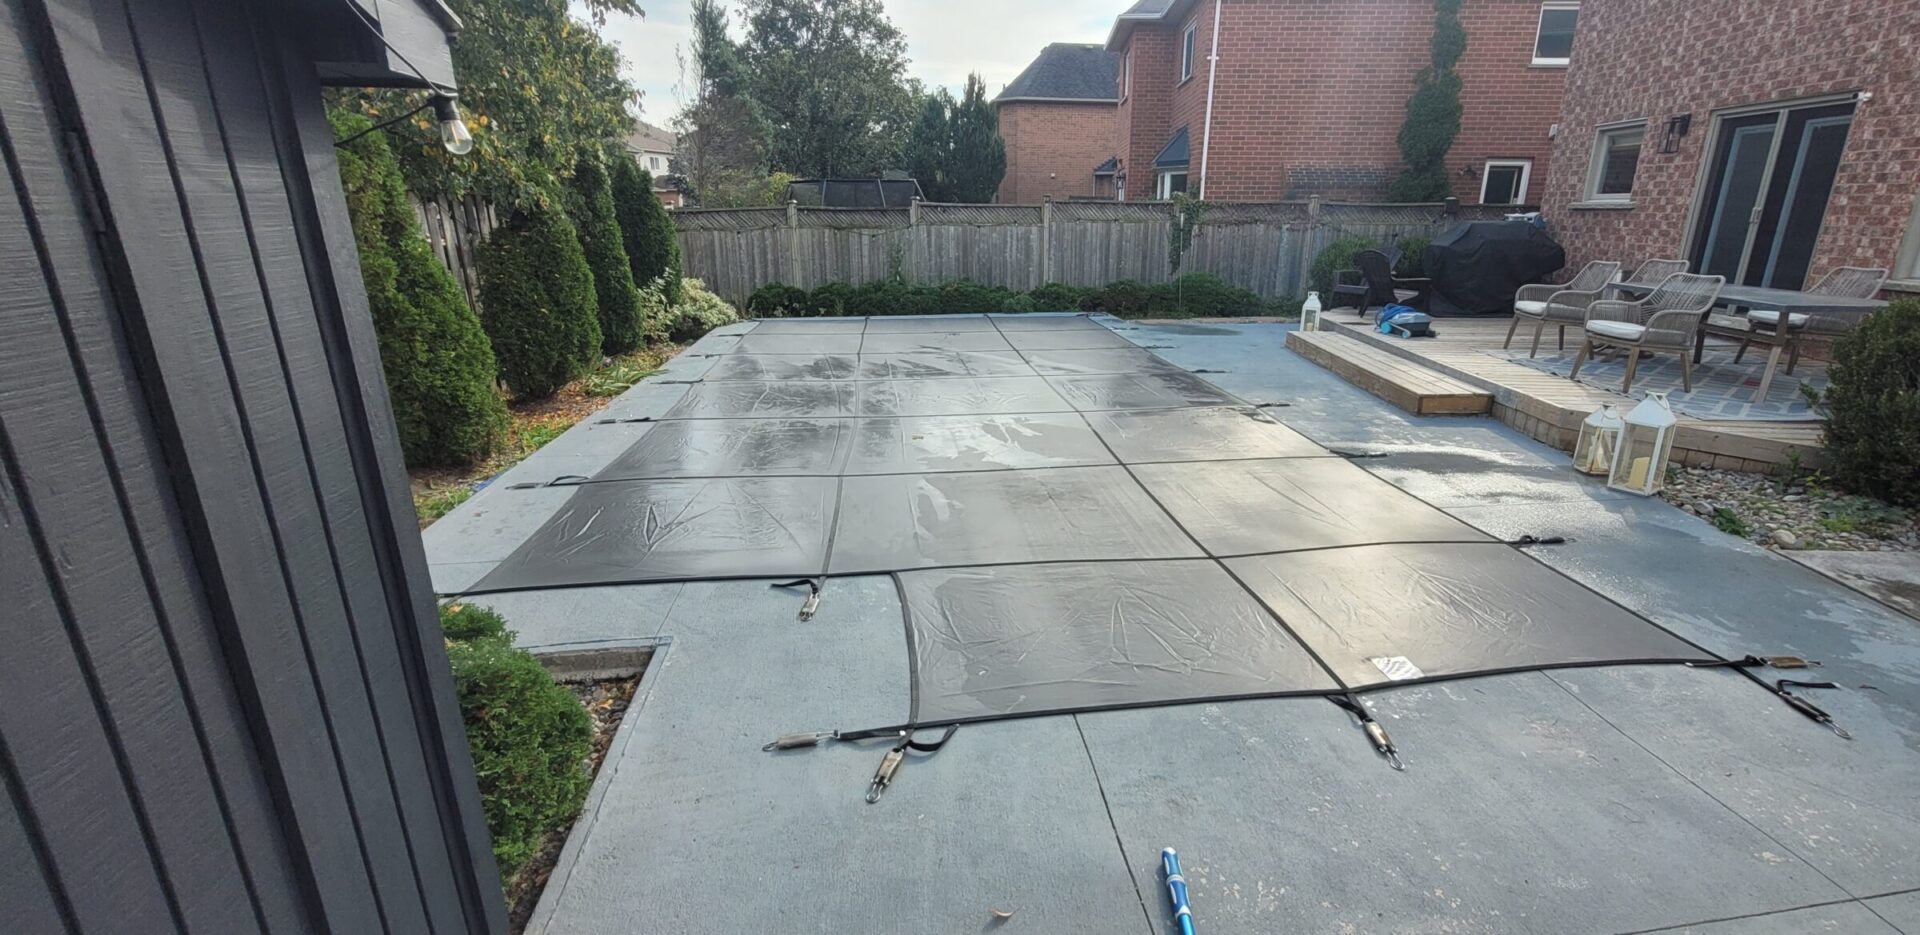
[475,197,603,400]
[330,110,506,468]
[1309,235,1377,298]
[440,605,591,879]
[1029,281,1092,312]
[807,281,855,316]
[746,283,807,317]
[934,279,1015,314]
[612,155,683,305]
[846,279,928,316]
[569,156,647,355]
[1821,299,1920,506]
[1090,279,1151,316]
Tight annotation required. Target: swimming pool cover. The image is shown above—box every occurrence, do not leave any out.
[466,314,1719,724]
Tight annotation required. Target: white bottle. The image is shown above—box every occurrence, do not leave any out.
[1301,291,1323,332]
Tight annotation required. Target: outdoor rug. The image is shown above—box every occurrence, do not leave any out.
[1490,341,1826,421]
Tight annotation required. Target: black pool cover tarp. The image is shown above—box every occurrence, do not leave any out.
[467,313,1721,725]
[1424,220,1568,317]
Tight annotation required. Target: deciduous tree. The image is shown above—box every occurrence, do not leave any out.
[741,0,916,177]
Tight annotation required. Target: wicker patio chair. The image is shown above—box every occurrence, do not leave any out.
[1505,260,1623,357]
[1330,249,1430,319]
[1570,273,1725,393]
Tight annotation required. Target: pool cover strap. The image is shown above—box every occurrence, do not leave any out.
[866,725,959,804]
[1328,695,1405,771]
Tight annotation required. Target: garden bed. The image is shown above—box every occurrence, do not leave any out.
[501,648,653,934]
[1662,464,1918,552]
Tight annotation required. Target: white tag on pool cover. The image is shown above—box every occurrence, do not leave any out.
[1369,656,1425,681]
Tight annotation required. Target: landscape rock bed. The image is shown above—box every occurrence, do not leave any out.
[1661,465,1918,553]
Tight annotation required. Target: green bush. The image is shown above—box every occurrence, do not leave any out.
[612,155,683,304]
[807,281,855,317]
[475,197,603,399]
[1160,272,1262,318]
[440,602,510,642]
[1309,236,1379,299]
[664,277,741,342]
[846,279,929,316]
[1821,299,1920,506]
[1088,279,1151,316]
[1029,282,1091,312]
[1393,235,1431,278]
[569,157,647,355]
[330,110,506,467]
[932,279,1014,314]
[1001,293,1036,313]
[442,616,591,879]
[746,283,808,317]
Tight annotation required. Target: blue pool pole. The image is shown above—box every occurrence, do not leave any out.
[1161,847,1196,935]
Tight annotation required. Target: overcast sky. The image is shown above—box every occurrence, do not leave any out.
[577,0,1119,127]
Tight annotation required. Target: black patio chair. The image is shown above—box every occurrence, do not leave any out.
[1330,249,1430,319]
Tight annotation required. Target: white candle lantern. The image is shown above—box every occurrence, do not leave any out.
[1607,392,1678,496]
[1572,403,1624,476]
[1301,291,1323,332]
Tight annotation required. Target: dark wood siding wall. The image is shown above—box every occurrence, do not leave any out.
[0,0,501,931]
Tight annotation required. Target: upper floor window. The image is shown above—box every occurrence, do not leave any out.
[1898,189,1920,284]
[649,155,664,171]
[1122,50,1131,100]
[1585,122,1644,202]
[1180,21,1197,81]
[1533,2,1578,66]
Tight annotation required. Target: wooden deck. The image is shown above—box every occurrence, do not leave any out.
[1306,311,1825,471]
[1286,331,1492,415]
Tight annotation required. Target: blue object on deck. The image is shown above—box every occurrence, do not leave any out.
[1162,847,1197,935]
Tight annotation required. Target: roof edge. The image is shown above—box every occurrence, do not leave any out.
[994,95,1120,106]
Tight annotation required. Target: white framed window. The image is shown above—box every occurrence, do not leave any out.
[1532,2,1578,66]
[649,155,663,171]
[1180,20,1197,81]
[1480,159,1533,205]
[1156,170,1188,199]
[1121,50,1131,100]
[1585,121,1645,202]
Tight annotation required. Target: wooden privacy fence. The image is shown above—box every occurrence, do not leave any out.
[674,198,1525,306]
[411,193,497,308]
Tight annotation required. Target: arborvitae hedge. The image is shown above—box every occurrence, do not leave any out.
[475,196,603,400]
[1822,299,1920,506]
[570,156,647,354]
[329,110,506,468]
[612,154,683,305]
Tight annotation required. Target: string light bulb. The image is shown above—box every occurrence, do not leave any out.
[433,94,473,156]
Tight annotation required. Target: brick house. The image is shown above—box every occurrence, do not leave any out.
[624,120,685,208]
[1107,0,1571,203]
[994,43,1122,203]
[1540,0,1920,296]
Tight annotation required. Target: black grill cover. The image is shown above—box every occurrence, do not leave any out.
[1423,220,1567,316]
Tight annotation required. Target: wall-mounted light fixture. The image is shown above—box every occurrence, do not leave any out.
[1661,114,1692,154]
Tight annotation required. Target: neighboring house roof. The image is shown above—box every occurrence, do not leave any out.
[1093,156,1119,175]
[625,120,676,155]
[1154,127,1190,169]
[1106,0,1192,50]
[996,43,1119,104]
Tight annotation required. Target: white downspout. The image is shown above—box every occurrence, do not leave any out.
[1196,0,1224,198]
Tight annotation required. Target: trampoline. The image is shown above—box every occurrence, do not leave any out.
[458,313,1844,789]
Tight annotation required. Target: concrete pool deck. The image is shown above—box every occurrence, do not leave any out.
[424,318,1920,934]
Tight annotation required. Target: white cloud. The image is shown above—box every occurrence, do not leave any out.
[574,0,1117,126]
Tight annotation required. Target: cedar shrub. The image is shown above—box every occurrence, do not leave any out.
[329,110,506,468]
[474,195,603,400]
[1388,0,1466,201]
[569,155,647,355]
[612,154,683,306]
[1821,299,1920,506]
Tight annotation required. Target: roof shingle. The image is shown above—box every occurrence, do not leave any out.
[995,43,1119,103]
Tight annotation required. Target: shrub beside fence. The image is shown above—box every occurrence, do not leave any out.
[672,198,1523,306]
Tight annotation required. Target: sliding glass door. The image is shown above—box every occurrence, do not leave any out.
[1689,100,1855,290]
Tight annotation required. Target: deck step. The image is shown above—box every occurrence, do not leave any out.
[1286,330,1493,416]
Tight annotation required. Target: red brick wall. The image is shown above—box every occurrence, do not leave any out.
[996,101,1120,203]
[1115,0,1562,202]
[1541,0,1920,290]
[1119,29,1177,199]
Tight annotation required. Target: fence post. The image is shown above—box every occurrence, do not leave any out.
[909,195,920,226]
[1040,196,1054,285]
[1295,195,1322,297]
[786,198,801,288]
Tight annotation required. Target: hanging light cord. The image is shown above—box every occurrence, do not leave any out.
[334,98,435,148]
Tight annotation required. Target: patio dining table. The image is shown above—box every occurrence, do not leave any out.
[1611,280,1887,364]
